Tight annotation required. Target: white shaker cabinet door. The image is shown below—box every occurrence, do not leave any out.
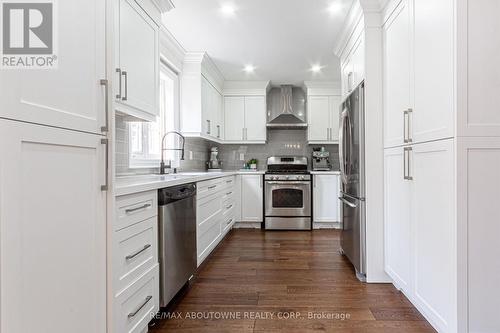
[116,0,159,120]
[0,0,106,134]
[383,147,411,294]
[383,0,410,148]
[308,96,330,142]
[413,0,454,143]
[224,96,245,141]
[244,96,267,142]
[411,139,456,333]
[329,96,341,142]
[313,175,340,222]
[240,175,263,222]
[0,119,107,333]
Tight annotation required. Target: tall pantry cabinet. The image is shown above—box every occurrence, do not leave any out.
[382,0,500,332]
[0,0,108,332]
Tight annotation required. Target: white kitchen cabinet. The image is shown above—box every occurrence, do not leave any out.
[383,0,410,148]
[240,175,263,222]
[411,139,455,333]
[383,139,455,333]
[224,96,266,143]
[383,0,454,147]
[458,137,500,332]
[341,34,364,98]
[202,77,224,140]
[0,0,107,134]
[307,96,341,143]
[181,53,224,142]
[0,119,107,333]
[114,0,160,121]
[383,146,411,294]
[224,97,245,141]
[244,96,267,142]
[313,175,340,223]
[413,0,454,144]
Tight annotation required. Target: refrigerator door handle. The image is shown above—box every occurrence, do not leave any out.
[339,109,348,185]
[339,196,357,208]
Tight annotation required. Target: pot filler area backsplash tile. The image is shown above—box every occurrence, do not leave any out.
[115,115,339,175]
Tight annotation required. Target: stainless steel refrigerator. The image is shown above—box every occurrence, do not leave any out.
[339,82,366,280]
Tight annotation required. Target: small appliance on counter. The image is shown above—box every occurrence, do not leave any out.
[206,147,222,171]
[312,147,332,171]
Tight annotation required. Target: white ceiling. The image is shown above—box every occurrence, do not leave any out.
[162,0,354,85]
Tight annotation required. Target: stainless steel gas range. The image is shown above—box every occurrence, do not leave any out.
[264,156,312,230]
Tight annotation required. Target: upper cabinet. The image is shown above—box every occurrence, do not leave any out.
[383,0,410,148]
[340,33,365,98]
[383,0,454,148]
[304,82,342,144]
[114,0,160,122]
[223,81,269,144]
[224,96,266,143]
[180,53,224,143]
[0,0,106,134]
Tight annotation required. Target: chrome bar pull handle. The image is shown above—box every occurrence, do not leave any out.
[128,296,152,319]
[122,71,128,101]
[207,120,211,135]
[115,68,122,99]
[125,203,151,214]
[101,138,109,191]
[217,125,220,138]
[407,147,413,180]
[403,110,408,143]
[407,108,413,143]
[100,79,109,133]
[339,196,357,208]
[125,244,152,261]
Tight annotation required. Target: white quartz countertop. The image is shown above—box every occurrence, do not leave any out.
[310,170,341,175]
[115,170,265,196]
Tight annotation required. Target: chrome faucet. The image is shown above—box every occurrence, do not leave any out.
[160,131,185,174]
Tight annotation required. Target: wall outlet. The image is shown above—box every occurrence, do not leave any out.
[239,153,245,161]
[189,151,193,160]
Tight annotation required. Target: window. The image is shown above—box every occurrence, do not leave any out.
[129,63,180,168]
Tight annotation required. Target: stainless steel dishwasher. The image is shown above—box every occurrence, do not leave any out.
[158,183,197,307]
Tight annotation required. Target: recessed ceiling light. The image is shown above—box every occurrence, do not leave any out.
[311,64,322,73]
[221,4,236,15]
[244,65,256,73]
[328,2,343,14]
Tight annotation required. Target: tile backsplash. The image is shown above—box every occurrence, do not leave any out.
[217,129,339,171]
[115,116,339,175]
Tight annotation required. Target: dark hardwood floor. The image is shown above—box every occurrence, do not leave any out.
[150,229,435,333]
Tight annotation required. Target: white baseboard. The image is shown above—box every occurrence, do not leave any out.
[313,222,341,230]
[234,221,262,229]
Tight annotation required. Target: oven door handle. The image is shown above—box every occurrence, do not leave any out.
[266,181,311,185]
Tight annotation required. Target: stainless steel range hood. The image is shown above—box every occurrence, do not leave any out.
[267,85,307,128]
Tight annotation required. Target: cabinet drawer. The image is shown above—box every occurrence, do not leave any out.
[116,191,157,231]
[197,194,222,227]
[114,265,159,333]
[222,176,236,189]
[222,199,235,216]
[197,178,224,199]
[114,217,158,293]
[197,220,221,263]
[222,214,235,234]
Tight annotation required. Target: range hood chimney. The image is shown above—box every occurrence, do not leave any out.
[266,85,307,128]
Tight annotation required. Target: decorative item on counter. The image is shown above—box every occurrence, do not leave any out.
[248,158,258,170]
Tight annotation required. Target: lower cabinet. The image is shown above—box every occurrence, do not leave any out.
[313,174,340,224]
[240,174,263,222]
[196,176,236,266]
[114,190,160,333]
[384,139,456,333]
[0,119,107,333]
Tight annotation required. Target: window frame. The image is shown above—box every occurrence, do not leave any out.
[128,61,180,169]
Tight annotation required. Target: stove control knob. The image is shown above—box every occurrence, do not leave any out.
[299,176,305,180]
[285,176,290,180]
